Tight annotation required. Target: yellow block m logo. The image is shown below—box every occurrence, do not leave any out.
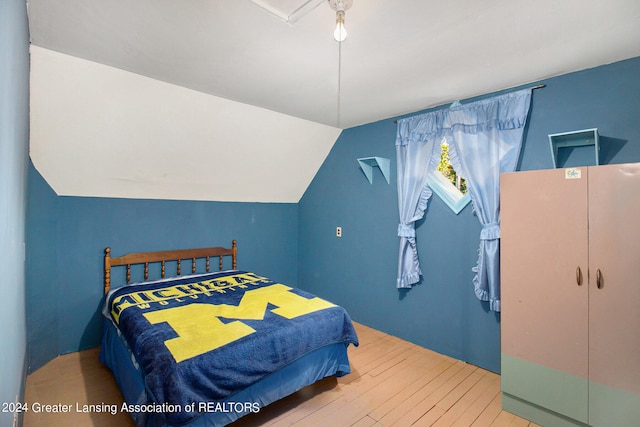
[142,284,335,362]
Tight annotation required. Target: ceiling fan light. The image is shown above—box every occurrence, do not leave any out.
[334,11,347,42]
[328,0,352,42]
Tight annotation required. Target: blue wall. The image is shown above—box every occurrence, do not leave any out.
[26,162,60,373]
[0,0,30,424]
[27,162,299,372]
[298,56,640,373]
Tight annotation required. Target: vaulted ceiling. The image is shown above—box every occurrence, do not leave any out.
[27,0,640,202]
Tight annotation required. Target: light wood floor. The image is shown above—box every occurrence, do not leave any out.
[24,322,538,426]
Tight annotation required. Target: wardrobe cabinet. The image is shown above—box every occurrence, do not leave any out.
[500,163,640,427]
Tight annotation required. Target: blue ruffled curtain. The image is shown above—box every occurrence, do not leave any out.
[395,116,441,288]
[395,89,532,311]
[446,89,531,311]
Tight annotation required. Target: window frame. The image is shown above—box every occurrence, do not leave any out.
[427,169,471,214]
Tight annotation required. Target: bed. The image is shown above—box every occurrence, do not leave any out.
[99,240,358,427]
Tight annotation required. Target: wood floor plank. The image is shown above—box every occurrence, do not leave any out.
[435,368,486,412]
[470,393,503,427]
[368,357,456,421]
[23,322,533,427]
[391,363,478,427]
[509,418,531,427]
[307,349,453,426]
[351,415,379,427]
[292,368,404,425]
[376,361,467,426]
[412,406,447,427]
[489,411,516,426]
[432,371,496,426]
[366,342,418,377]
[24,348,136,427]
[352,336,409,374]
[451,374,501,426]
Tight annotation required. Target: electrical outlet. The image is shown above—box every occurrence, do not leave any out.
[336,226,342,237]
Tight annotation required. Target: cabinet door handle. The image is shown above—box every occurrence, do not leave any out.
[576,266,582,286]
[596,269,603,289]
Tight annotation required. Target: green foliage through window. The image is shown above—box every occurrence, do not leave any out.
[437,141,467,194]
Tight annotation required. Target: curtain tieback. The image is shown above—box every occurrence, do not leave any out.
[397,223,415,238]
[480,222,500,240]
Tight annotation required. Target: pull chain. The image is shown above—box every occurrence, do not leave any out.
[337,39,342,128]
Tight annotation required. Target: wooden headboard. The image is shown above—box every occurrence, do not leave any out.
[104,240,237,293]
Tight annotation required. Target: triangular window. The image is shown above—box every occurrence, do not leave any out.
[437,141,467,194]
[426,139,471,214]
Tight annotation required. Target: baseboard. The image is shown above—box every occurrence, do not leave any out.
[502,392,588,427]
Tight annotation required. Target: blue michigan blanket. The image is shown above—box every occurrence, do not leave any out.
[104,270,359,426]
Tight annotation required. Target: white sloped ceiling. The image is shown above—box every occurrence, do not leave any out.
[30,47,341,203]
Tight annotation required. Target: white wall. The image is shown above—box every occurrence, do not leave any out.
[30,46,342,203]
